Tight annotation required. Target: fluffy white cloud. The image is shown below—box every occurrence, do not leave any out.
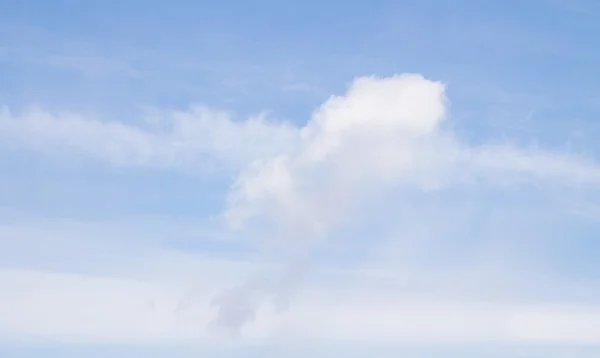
[225,74,600,239]
[217,74,600,334]
[225,74,453,235]
[2,73,600,346]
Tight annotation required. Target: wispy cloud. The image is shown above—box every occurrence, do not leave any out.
[2,75,598,183]
[0,106,299,171]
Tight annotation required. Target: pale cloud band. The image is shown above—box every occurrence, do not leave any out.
[1,265,600,346]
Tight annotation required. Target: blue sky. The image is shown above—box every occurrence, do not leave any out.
[1,0,600,357]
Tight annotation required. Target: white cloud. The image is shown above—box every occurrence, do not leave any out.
[0,269,188,344]
[2,74,599,192]
[2,73,600,347]
[0,215,598,347]
[0,266,600,346]
[218,74,600,334]
[0,105,299,170]
[225,74,600,237]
